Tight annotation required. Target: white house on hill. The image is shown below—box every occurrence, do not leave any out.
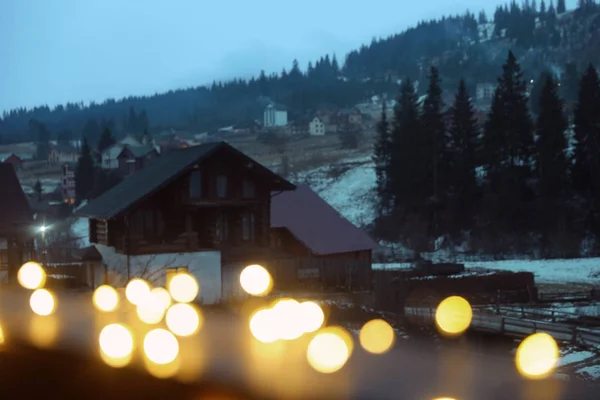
[309,117,325,136]
[263,104,288,127]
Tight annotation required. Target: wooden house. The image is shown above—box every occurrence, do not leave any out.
[270,184,378,291]
[0,164,35,284]
[75,142,295,298]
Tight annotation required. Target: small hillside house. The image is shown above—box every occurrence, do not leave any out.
[61,163,76,204]
[0,164,35,284]
[308,117,326,136]
[75,142,295,302]
[117,145,159,175]
[263,104,288,127]
[270,184,378,291]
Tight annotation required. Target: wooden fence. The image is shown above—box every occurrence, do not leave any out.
[404,305,600,348]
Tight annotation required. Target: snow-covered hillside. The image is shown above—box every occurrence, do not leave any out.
[294,155,376,228]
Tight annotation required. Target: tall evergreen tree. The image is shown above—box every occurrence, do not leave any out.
[557,0,566,13]
[389,78,423,214]
[572,64,600,197]
[97,128,116,153]
[373,100,392,214]
[420,66,446,233]
[75,137,95,202]
[482,51,535,232]
[448,79,479,198]
[535,75,568,199]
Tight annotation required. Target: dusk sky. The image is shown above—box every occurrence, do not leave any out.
[1,0,576,112]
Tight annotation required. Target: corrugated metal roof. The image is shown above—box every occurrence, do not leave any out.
[0,164,33,229]
[76,141,294,219]
[270,184,378,256]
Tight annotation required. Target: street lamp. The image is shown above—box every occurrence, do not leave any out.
[39,225,49,267]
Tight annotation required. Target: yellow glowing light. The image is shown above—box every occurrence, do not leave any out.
[99,324,134,368]
[516,332,559,379]
[299,301,325,333]
[151,287,172,309]
[249,308,279,343]
[125,278,151,306]
[165,303,202,337]
[307,329,352,374]
[435,296,472,335]
[359,319,395,355]
[137,291,167,325]
[0,323,4,345]
[144,329,179,365]
[18,262,46,290]
[93,285,119,312]
[240,264,273,296]
[168,273,199,303]
[30,289,56,316]
[272,299,304,341]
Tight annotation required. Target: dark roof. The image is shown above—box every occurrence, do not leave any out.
[270,184,378,256]
[0,164,33,228]
[76,141,295,219]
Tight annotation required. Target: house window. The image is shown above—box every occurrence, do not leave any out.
[215,214,229,243]
[242,212,255,242]
[189,170,202,198]
[216,175,227,198]
[242,180,255,198]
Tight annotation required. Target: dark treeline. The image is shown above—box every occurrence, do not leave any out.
[2,1,599,144]
[374,50,600,257]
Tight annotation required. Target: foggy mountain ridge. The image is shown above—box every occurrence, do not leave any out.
[1,1,599,142]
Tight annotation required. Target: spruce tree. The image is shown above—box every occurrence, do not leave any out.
[557,0,566,13]
[373,100,392,214]
[573,64,600,196]
[535,75,568,200]
[421,66,446,233]
[75,137,96,202]
[389,79,422,213]
[448,79,479,197]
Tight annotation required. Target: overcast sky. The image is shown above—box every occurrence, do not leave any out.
[0,0,576,112]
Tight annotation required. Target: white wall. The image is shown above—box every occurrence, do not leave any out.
[263,106,288,127]
[94,244,222,304]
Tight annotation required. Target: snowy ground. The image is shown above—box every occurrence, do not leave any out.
[558,346,600,381]
[70,217,90,248]
[295,155,376,228]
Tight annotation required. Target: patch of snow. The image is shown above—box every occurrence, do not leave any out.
[559,351,595,367]
[297,156,376,228]
[577,364,600,379]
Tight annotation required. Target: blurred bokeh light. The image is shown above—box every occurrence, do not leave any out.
[99,324,134,368]
[30,288,56,316]
[165,303,202,337]
[29,315,59,348]
[18,261,46,290]
[272,299,304,341]
[239,264,273,296]
[125,278,151,306]
[137,291,167,325]
[435,296,472,335]
[93,285,119,312]
[516,332,559,379]
[249,308,279,343]
[307,327,353,374]
[359,319,395,355]
[298,301,325,333]
[144,329,179,365]
[151,287,172,309]
[0,323,4,345]
[168,273,199,303]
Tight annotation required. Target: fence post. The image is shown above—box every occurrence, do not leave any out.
[500,317,505,334]
[571,327,578,345]
[551,311,555,323]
